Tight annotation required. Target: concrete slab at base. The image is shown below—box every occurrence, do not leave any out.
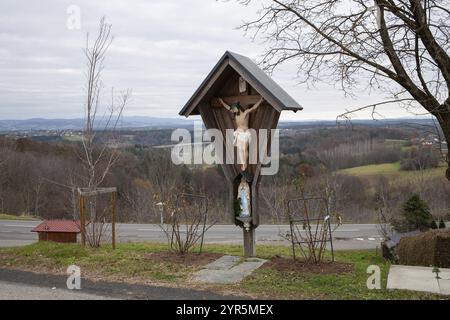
[387,265,450,295]
[193,256,266,284]
[203,255,241,270]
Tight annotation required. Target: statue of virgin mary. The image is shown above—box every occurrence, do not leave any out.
[237,177,251,218]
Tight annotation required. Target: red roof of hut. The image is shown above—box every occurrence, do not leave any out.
[32,220,81,233]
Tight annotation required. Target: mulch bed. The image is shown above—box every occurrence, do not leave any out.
[145,251,223,267]
[263,255,354,274]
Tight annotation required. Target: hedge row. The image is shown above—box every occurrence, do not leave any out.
[397,229,450,268]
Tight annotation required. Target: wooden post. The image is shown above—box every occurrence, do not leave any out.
[243,227,256,257]
[80,195,86,247]
[111,191,116,250]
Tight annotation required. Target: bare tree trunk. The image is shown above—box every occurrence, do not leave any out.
[437,113,450,181]
[77,17,131,247]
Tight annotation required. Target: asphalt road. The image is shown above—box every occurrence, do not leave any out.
[0,268,242,300]
[0,220,383,250]
[0,281,116,300]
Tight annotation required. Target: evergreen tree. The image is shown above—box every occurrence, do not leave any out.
[430,220,438,229]
[402,194,433,232]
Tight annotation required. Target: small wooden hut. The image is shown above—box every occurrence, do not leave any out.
[32,220,81,243]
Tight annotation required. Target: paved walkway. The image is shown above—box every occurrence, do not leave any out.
[387,265,450,295]
[193,255,266,284]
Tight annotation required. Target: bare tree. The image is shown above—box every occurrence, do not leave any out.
[374,176,396,239]
[144,150,188,202]
[42,164,81,220]
[0,138,9,167]
[237,0,450,181]
[0,138,10,213]
[123,178,155,222]
[261,175,294,224]
[67,168,81,220]
[79,17,131,247]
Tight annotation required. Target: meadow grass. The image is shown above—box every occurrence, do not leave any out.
[340,162,402,176]
[340,162,445,181]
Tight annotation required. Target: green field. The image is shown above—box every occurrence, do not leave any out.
[62,135,83,142]
[340,162,446,180]
[383,139,407,146]
[0,242,444,300]
[341,162,402,176]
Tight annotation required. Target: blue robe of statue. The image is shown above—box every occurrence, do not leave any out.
[238,180,251,217]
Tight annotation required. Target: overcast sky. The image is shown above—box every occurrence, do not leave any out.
[0,0,421,121]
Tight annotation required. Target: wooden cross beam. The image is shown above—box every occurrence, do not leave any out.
[210,95,262,108]
[78,187,117,197]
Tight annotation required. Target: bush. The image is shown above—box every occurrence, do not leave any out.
[397,229,450,268]
[158,194,212,255]
[439,219,447,229]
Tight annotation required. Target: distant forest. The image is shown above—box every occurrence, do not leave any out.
[0,123,448,223]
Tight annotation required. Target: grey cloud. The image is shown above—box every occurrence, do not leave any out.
[0,0,412,120]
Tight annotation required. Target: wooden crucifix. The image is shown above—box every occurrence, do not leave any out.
[179,51,302,257]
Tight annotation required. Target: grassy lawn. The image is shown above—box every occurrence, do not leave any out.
[0,242,446,299]
[0,213,39,221]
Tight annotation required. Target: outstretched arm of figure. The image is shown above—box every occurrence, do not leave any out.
[246,97,264,114]
[218,98,232,112]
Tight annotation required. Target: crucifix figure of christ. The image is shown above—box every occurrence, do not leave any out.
[218,96,264,174]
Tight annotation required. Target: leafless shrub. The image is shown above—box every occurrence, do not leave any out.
[84,197,111,247]
[285,174,342,263]
[158,194,214,255]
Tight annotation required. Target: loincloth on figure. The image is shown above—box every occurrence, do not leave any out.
[233,129,251,146]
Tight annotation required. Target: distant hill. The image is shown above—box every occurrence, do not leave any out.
[279,117,436,128]
[0,116,435,132]
[0,116,196,131]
